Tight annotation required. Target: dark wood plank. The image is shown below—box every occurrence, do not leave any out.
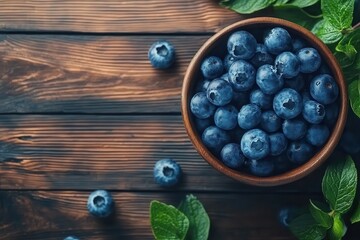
[0,114,325,192]
[0,0,243,33]
[0,34,208,113]
[0,191,317,240]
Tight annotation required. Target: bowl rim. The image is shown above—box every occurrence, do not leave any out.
[181,17,348,187]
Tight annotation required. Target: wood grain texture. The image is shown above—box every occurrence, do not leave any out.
[0,34,209,113]
[0,191,317,240]
[0,114,326,192]
[0,0,244,33]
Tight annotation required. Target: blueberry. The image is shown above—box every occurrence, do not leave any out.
[287,141,313,165]
[202,126,231,153]
[273,88,303,119]
[250,89,272,109]
[264,27,292,55]
[260,110,281,133]
[285,74,305,92]
[292,38,306,52]
[221,73,230,82]
[194,117,213,134]
[153,159,182,187]
[269,132,288,156]
[201,56,224,79]
[310,74,339,105]
[148,41,175,69]
[231,91,249,108]
[275,51,300,78]
[305,124,330,147]
[220,143,245,169]
[278,207,303,228]
[228,60,256,91]
[227,31,257,59]
[64,237,79,240]
[250,44,274,68]
[340,129,360,154]
[238,103,262,130]
[256,64,284,94]
[206,78,233,106]
[190,92,216,119]
[297,48,321,73]
[302,100,326,124]
[324,102,339,126]
[214,105,238,130]
[248,159,274,176]
[282,119,307,140]
[241,129,270,160]
[87,190,114,218]
[224,54,240,71]
[273,154,292,173]
[195,79,211,92]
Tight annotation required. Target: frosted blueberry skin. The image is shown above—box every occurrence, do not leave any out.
[154,159,182,187]
[297,47,321,73]
[273,88,303,120]
[287,141,313,165]
[190,92,216,119]
[282,119,307,141]
[256,64,284,95]
[238,104,262,130]
[248,158,275,177]
[250,89,273,110]
[302,100,326,124]
[275,51,300,79]
[250,44,274,68]
[87,190,114,218]
[310,74,339,105]
[240,129,270,160]
[224,54,240,71]
[292,38,306,52]
[227,30,257,60]
[260,110,281,133]
[220,143,245,169]
[228,60,256,92]
[305,124,330,147]
[201,56,224,80]
[214,105,238,130]
[269,133,288,156]
[206,78,233,106]
[202,126,231,154]
[148,41,175,69]
[264,27,292,55]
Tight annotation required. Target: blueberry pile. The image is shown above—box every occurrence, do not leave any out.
[190,27,340,177]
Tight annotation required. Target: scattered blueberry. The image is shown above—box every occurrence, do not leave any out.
[248,159,275,177]
[275,51,300,78]
[148,41,175,69]
[228,60,256,91]
[287,141,313,165]
[241,129,270,160]
[260,110,281,133]
[306,124,330,147]
[250,89,273,109]
[64,236,79,240]
[202,126,231,153]
[201,56,224,79]
[310,74,339,105]
[250,44,274,67]
[297,47,321,73]
[292,38,306,52]
[256,64,284,94]
[224,54,240,71]
[238,104,262,130]
[87,190,114,218]
[206,78,233,106]
[302,100,325,124]
[227,31,257,59]
[154,159,182,187]
[282,119,307,141]
[190,92,216,119]
[214,105,238,130]
[273,88,303,119]
[264,27,292,55]
[220,143,245,169]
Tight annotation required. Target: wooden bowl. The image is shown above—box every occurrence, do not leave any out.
[181,17,347,186]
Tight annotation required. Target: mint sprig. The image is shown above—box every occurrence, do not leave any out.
[150,195,210,240]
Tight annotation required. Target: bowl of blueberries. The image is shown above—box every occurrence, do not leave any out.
[181,17,348,186]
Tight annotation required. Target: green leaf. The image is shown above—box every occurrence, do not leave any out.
[309,200,332,229]
[312,19,343,44]
[322,156,358,214]
[329,213,347,240]
[285,0,319,8]
[219,0,277,14]
[273,6,319,30]
[335,29,360,67]
[274,0,290,6]
[289,213,327,240]
[150,200,189,240]
[348,80,360,118]
[321,0,355,30]
[178,194,210,240]
[350,201,360,224]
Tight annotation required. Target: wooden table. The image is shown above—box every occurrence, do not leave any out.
[0,1,359,239]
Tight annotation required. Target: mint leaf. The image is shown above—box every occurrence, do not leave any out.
[321,0,355,30]
[329,213,347,240]
[322,156,358,214]
[219,0,277,14]
[285,0,319,8]
[309,200,332,229]
[348,80,360,118]
[274,0,290,6]
[274,6,319,30]
[350,201,360,224]
[335,29,360,66]
[150,200,189,240]
[312,19,343,44]
[289,213,327,240]
[178,194,210,240]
